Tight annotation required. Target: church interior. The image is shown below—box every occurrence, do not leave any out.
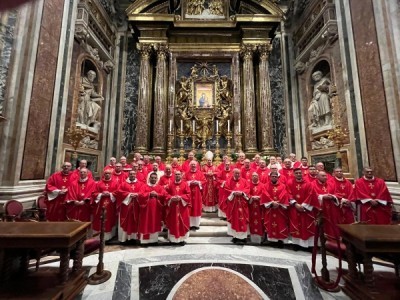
[0,0,400,299]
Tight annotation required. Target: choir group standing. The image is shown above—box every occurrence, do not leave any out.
[43,152,393,247]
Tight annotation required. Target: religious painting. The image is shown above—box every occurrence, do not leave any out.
[194,82,214,108]
[65,150,99,173]
[184,0,227,20]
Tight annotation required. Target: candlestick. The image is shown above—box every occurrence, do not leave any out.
[227,120,230,132]
[216,120,219,133]
[169,119,172,133]
[238,120,241,133]
[192,120,195,132]
[180,119,183,132]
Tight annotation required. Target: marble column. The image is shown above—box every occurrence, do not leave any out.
[134,43,152,153]
[152,44,169,154]
[240,44,257,153]
[257,43,275,155]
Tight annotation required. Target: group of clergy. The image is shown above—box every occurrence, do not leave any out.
[43,151,393,248]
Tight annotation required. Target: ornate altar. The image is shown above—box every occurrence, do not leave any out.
[174,62,233,149]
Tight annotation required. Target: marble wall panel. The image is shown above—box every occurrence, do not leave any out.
[0,10,17,115]
[349,0,397,180]
[122,37,140,156]
[270,37,286,156]
[20,0,64,180]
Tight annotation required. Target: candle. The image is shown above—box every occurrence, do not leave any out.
[227,120,230,132]
[216,120,219,133]
[192,120,195,131]
[238,120,241,133]
[180,120,183,132]
[169,120,172,133]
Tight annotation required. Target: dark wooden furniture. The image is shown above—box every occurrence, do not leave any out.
[0,222,91,299]
[338,224,400,300]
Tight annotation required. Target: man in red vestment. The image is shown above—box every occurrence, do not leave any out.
[248,173,265,244]
[312,171,341,240]
[70,159,93,181]
[316,162,333,180]
[65,168,96,222]
[289,153,302,169]
[159,165,175,189]
[256,159,270,180]
[92,170,119,241]
[330,167,355,225]
[182,151,195,174]
[287,168,320,249]
[136,160,148,183]
[113,163,128,185]
[103,157,116,172]
[146,162,164,183]
[218,155,229,172]
[304,165,318,183]
[235,152,246,169]
[155,156,166,171]
[354,167,393,224]
[137,173,167,244]
[217,159,233,219]
[300,157,309,175]
[120,156,132,174]
[241,159,254,183]
[223,168,250,244]
[262,164,286,185]
[165,171,191,245]
[184,161,206,229]
[45,162,72,221]
[142,155,152,174]
[267,156,281,170]
[250,154,261,170]
[117,170,144,243]
[280,158,295,181]
[171,157,182,173]
[261,172,290,246]
[202,158,219,212]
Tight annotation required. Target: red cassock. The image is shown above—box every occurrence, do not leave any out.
[142,163,152,174]
[241,167,254,183]
[112,171,127,186]
[171,163,182,173]
[330,177,355,225]
[216,169,233,214]
[65,177,96,222]
[157,162,166,171]
[257,168,270,183]
[103,165,115,172]
[136,170,147,183]
[202,164,219,209]
[181,159,195,174]
[165,181,191,242]
[235,161,245,170]
[92,179,119,238]
[159,174,176,189]
[248,181,266,237]
[45,171,72,221]
[286,179,320,244]
[312,180,341,240]
[223,178,250,237]
[122,164,133,174]
[304,174,317,183]
[117,179,144,240]
[261,181,290,241]
[354,177,393,224]
[137,184,166,241]
[261,173,287,186]
[250,162,260,170]
[300,166,309,176]
[184,170,206,218]
[280,167,294,181]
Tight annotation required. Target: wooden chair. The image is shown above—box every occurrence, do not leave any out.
[4,199,24,222]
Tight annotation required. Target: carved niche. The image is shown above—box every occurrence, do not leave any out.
[175,62,233,147]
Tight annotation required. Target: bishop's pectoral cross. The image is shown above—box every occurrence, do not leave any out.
[253,187,258,192]
[192,175,195,179]
[81,184,85,190]
[105,183,109,189]
[288,171,293,176]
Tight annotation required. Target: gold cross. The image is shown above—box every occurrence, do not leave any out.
[272,222,277,227]
[288,171,293,176]
[105,184,109,189]
[253,187,257,192]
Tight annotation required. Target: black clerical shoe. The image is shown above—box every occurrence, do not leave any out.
[231,237,238,243]
[178,241,186,246]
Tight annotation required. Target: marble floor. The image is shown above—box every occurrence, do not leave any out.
[64,237,389,300]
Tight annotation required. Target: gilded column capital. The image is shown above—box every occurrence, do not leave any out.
[154,43,169,59]
[257,43,273,60]
[240,44,257,60]
[138,43,153,59]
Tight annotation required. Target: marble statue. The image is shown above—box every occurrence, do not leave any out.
[77,70,103,130]
[308,70,332,128]
[187,0,205,15]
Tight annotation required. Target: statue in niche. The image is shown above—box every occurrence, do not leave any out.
[77,70,103,131]
[308,70,332,128]
[218,75,233,106]
[176,76,191,106]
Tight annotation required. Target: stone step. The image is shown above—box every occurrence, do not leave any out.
[189,225,228,237]
[186,237,233,244]
[201,211,218,218]
[200,217,227,226]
